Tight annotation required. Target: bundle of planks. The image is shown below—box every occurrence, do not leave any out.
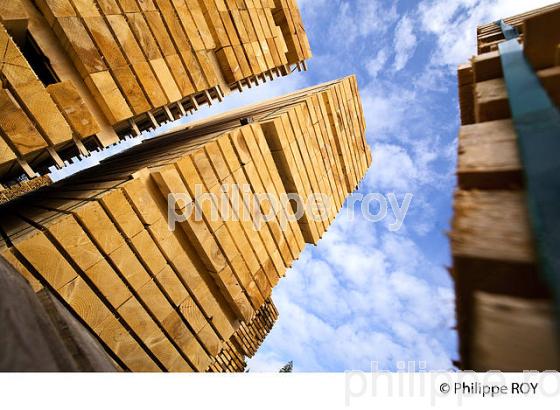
[452,4,560,371]
[209,298,278,372]
[0,76,371,371]
[0,15,98,179]
[0,0,310,194]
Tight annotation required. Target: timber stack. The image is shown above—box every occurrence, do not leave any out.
[452,3,560,371]
[0,76,371,371]
[0,0,311,198]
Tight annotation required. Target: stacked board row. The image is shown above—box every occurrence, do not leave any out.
[209,298,278,372]
[0,76,370,371]
[0,0,310,191]
[452,5,560,371]
[476,2,560,55]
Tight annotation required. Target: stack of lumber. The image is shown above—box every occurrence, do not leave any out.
[0,0,311,195]
[209,298,278,372]
[0,76,371,371]
[452,4,560,371]
[0,19,96,179]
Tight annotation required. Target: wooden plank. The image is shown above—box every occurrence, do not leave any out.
[34,0,76,27]
[309,94,344,211]
[96,314,160,371]
[252,124,305,256]
[99,188,145,238]
[474,78,511,123]
[523,8,560,70]
[131,61,168,108]
[451,189,535,264]
[331,83,360,189]
[228,166,282,284]
[73,200,126,255]
[116,0,140,13]
[156,265,222,357]
[216,46,242,83]
[20,0,118,146]
[69,0,100,17]
[204,142,264,283]
[116,295,191,371]
[0,133,17,168]
[47,80,101,138]
[105,14,146,64]
[52,16,107,76]
[112,66,152,115]
[153,0,199,94]
[13,230,78,290]
[470,292,560,371]
[130,229,167,275]
[143,10,177,57]
[196,0,229,47]
[149,58,183,102]
[96,0,121,15]
[135,277,208,371]
[0,89,48,156]
[457,119,523,189]
[166,53,196,97]
[321,88,354,192]
[82,15,128,69]
[184,0,215,49]
[315,91,348,203]
[85,71,134,124]
[150,215,237,341]
[0,0,29,43]
[474,66,560,123]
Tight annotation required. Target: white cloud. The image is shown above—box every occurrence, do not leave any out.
[364,144,421,192]
[360,84,417,138]
[366,49,389,79]
[248,203,456,371]
[418,0,560,67]
[393,16,418,71]
[327,0,398,46]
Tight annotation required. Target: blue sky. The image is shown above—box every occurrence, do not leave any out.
[52,0,556,372]
[239,0,559,372]
[169,0,558,372]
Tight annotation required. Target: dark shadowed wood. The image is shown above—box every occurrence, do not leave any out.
[0,256,117,371]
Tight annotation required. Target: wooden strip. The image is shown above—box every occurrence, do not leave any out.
[470,292,559,371]
[84,71,133,124]
[47,80,101,138]
[457,119,522,190]
[0,89,48,156]
[451,189,535,264]
[523,8,560,70]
